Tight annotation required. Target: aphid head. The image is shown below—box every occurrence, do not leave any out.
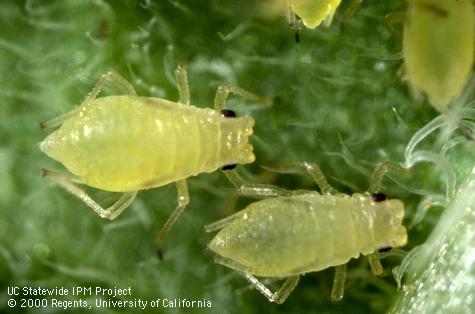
[373,199,407,249]
[219,116,255,166]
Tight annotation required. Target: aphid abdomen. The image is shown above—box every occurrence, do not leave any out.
[403,0,474,111]
[39,96,254,192]
[210,193,363,277]
[210,193,323,277]
[151,99,222,180]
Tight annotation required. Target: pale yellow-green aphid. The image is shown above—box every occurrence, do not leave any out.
[39,65,270,254]
[403,0,474,112]
[288,0,342,28]
[206,161,407,304]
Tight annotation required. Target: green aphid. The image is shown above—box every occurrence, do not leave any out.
[39,65,270,251]
[206,161,407,304]
[403,0,474,112]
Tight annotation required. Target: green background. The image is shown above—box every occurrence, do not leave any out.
[1,1,474,313]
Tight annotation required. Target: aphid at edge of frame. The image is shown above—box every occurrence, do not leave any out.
[287,0,362,29]
[288,0,342,29]
[38,65,271,253]
[206,161,408,304]
[399,0,474,112]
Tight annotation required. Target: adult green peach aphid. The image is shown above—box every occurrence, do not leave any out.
[206,161,407,304]
[402,0,474,112]
[39,65,271,251]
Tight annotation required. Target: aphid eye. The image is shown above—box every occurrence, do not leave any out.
[221,109,236,118]
[222,164,237,170]
[378,247,392,253]
[372,193,388,202]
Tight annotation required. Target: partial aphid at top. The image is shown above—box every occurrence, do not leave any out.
[206,161,408,304]
[401,0,474,112]
[39,65,271,256]
[286,0,363,30]
[288,0,342,29]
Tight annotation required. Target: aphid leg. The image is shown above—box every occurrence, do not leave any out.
[341,0,363,26]
[205,210,246,232]
[214,255,253,273]
[291,162,338,194]
[175,64,190,105]
[240,184,295,198]
[367,252,384,276]
[213,85,272,112]
[330,264,347,303]
[323,10,336,28]
[223,170,293,198]
[368,161,408,194]
[40,71,136,130]
[40,107,81,130]
[384,12,405,40]
[262,162,337,193]
[84,70,137,104]
[285,4,301,43]
[222,168,247,187]
[41,169,137,219]
[41,168,85,184]
[244,274,300,304]
[156,179,190,259]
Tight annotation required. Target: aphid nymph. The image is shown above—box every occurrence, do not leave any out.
[39,65,271,252]
[206,161,407,303]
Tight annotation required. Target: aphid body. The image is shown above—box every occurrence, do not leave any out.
[403,0,474,112]
[289,0,342,29]
[39,66,269,253]
[207,162,407,303]
[209,192,406,277]
[39,95,254,192]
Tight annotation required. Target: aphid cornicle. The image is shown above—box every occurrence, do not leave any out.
[206,161,408,304]
[39,65,271,252]
[402,0,474,112]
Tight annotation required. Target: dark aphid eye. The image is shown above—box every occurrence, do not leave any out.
[378,247,392,253]
[221,109,236,118]
[372,193,388,202]
[222,164,236,170]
